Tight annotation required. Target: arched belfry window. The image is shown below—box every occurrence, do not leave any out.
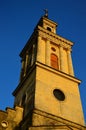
[51,53,59,69]
[47,27,51,31]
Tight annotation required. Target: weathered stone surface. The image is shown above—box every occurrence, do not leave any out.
[0,15,86,130]
[0,106,23,130]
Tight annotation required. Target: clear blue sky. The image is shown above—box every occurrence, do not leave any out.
[0,0,86,122]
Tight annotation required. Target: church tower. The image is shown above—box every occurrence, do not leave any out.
[13,12,85,130]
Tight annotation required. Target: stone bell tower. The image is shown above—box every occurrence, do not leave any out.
[13,12,85,130]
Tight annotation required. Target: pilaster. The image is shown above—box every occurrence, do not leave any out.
[45,40,51,66]
[59,45,65,72]
[24,51,29,76]
[67,49,74,76]
[37,36,42,62]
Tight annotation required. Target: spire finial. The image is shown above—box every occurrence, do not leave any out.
[43,9,48,18]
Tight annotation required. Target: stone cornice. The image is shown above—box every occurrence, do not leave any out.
[12,64,36,96]
[33,108,86,129]
[36,61,81,84]
[37,26,73,49]
[42,16,57,26]
[20,31,37,57]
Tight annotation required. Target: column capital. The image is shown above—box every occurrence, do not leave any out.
[67,48,72,52]
[59,44,63,48]
[26,50,29,55]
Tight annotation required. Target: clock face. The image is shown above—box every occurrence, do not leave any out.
[53,89,65,101]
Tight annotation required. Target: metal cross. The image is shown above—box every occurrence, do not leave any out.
[44,9,48,18]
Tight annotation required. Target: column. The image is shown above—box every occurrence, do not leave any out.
[22,59,25,71]
[24,51,29,76]
[37,36,41,62]
[45,40,50,66]
[20,58,25,81]
[67,49,74,76]
[59,45,65,72]
[31,44,35,66]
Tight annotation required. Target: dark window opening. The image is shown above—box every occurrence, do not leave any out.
[53,89,65,101]
[47,27,51,31]
[51,47,56,52]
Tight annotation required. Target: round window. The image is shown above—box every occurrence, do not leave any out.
[1,121,8,128]
[51,47,56,52]
[53,89,65,101]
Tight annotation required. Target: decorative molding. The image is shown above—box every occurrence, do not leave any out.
[37,26,73,48]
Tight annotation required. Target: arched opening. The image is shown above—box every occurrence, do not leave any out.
[51,53,59,69]
[47,27,51,31]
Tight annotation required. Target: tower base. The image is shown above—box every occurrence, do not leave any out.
[27,109,86,130]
